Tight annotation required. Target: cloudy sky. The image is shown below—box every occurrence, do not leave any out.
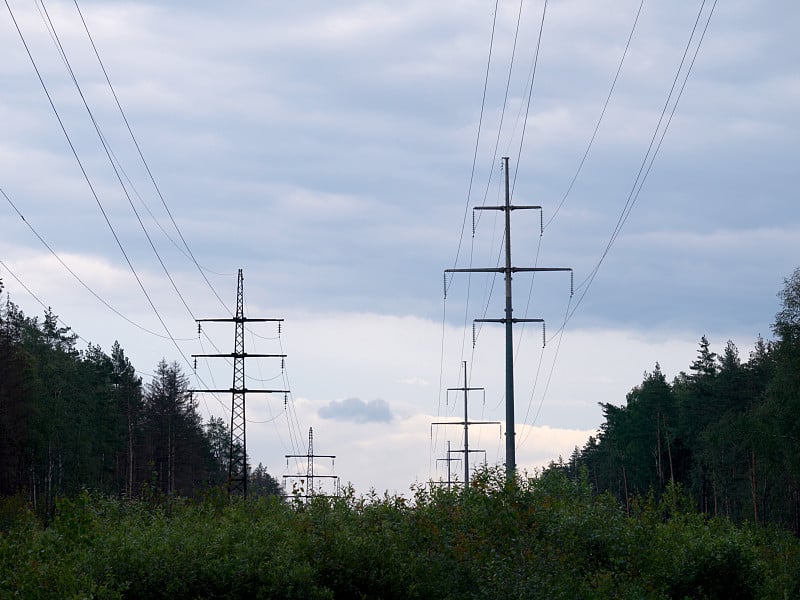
[2,0,798,495]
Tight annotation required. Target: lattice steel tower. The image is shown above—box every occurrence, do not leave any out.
[191,269,288,497]
[284,427,340,500]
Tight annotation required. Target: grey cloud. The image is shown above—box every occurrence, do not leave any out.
[318,397,393,424]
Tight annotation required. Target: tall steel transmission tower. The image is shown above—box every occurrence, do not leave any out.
[445,157,573,482]
[191,269,288,497]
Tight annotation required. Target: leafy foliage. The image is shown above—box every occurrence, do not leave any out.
[0,289,280,511]
[1,470,798,598]
[562,268,800,533]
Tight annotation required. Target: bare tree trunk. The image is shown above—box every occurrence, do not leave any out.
[127,408,135,497]
[749,450,759,526]
[656,414,663,487]
[622,461,630,516]
[663,414,674,484]
[168,416,175,497]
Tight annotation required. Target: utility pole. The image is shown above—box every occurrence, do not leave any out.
[190,268,288,497]
[432,361,499,488]
[284,427,339,501]
[445,157,572,483]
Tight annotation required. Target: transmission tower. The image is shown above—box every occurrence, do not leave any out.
[432,361,499,488]
[436,441,461,491]
[284,427,340,501]
[445,157,573,482]
[190,268,288,497]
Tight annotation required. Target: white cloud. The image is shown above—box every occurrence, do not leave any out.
[319,397,394,424]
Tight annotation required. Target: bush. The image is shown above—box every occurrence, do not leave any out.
[1,470,798,598]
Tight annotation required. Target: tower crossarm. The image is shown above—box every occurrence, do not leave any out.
[445,267,572,274]
[191,353,286,358]
[475,318,543,324]
[197,318,283,323]
[189,389,289,394]
[474,204,541,211]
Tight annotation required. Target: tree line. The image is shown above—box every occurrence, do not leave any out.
[0,277,279,515]
[554,268,800,533]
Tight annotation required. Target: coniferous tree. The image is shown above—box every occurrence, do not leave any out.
[249,462,283,497]
[140,360,216,497]
[110,342,142,497]
[759,268,800,531]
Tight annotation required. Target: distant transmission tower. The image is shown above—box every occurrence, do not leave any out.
[432,362,499,488]
[284,427,340,501]
[436,441,461,491]
[445,157,573,482]
[190,268,288,497]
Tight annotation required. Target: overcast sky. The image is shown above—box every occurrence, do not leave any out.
[2,0,798,495]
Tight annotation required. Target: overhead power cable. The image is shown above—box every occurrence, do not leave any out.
[544,0,646,230]
[477,0,525,219]
[446,0,499,291]
[1,186,194,341]
[4,0,217,414]
[567,0,717,324]
[0,258,91,347]
[459,1,526,387]
[36,0,197,322]
[467,2,547,423]
[71,0,235,288]
[436,1,501,467]
[36,1,242,374]
[511,0,548,197]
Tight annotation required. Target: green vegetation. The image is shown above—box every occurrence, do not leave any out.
[1,470,798,599]
[560,268,800,534]
[0,278,280,516]
[3,270,800,597]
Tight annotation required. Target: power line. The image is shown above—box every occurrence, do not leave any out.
[567,0,717,323]
[71,0,235,289]
[544,0,646,230]
[35,0,197,322]
[0,258,91,347]
[453,2,527,388]
[511,0,548,197]
[32,0,254,386]
[4,0,239,424]
[516,1,718,448]
[5,0,195,374]
[436,0,502,468]
[477,0,525,220]
[1,186,194,341]
[447,0,500,283]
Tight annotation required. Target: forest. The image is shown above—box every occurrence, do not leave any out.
[2,270,800,598]
[0,276,280,516]
[553,267,800,534]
